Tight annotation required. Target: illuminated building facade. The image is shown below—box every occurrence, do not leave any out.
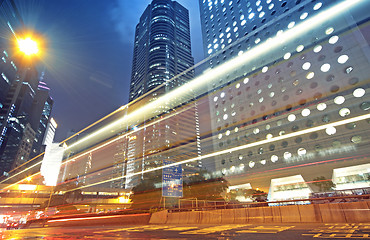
[115,0,201,189]
[199,0,370,200]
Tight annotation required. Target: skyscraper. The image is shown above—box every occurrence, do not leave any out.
[0,0,55,177]
[112,0,201,189]
[198,0,370,200]
[129,0,194,102]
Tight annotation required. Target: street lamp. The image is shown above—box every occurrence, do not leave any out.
[17,37,39,56]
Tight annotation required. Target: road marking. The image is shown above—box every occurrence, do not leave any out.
[237,225,295,234]
[180,224,248,235]
[166,227,198,231]
[95,225,170,233]
[306,223,370,239]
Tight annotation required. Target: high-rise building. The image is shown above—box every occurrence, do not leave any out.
[129,0,194,102]
[112,0,201,189]
[198,0,370,200]
[29,75,54,159]
[0,0,55,177]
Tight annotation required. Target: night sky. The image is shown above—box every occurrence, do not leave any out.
[14,0,204,141]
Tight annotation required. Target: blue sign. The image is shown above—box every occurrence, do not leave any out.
[162,160,183,197]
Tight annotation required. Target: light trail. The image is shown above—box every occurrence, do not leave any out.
[66,113,370,193]
[0,0,364,190]
[64,0,363,153]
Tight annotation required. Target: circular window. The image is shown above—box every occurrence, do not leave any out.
[338,55,349,64]
[301,108,311,117]
[281,141,288,148]
[346,123,356,129]
[269,144,275,151]
[288,114,296,122]
[351,135,362,143]
[325,126,336,135]
[322,115,330,123]
[339,108,350,117]
[353,88,365,98]
[297,148,306,156]
[321,63,330,72]
[329,35,339,44]
[284,152,292,159]
[310,132,318,139]
[360,102,370,111]
[295,137,302,143]
[306,120,314,127]
[349,77,359,85]
[249,161,255,168]
[334,96,345,105]
[317,103,327,111]
[271,155,278,162]
[313,45,322,53]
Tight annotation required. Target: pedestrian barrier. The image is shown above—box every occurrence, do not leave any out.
[149,210,167,224]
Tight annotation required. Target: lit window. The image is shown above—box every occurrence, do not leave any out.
[296,45,304,52]
[320,63,330,72]
[301,108,311,117]
[329,36,339,44]
[302,62,311,70]
[306,72,314,79]
[297,148,306,156]
[249,161,255,168]
[300,12,308,20]
[339,108,350,117]
[353,88,365,98]
[288,21,295,29]
[283,52,291,60]
[317,103,327,111]
[337,55,349,64]
[325,126,336,135]
[243,77,249,84]
[288,114,296,122]
[325,27,334,35]
[313,2,322,10]
[334,96,345,105]
[271,155,278,162]
[284,152,292,159]
[313,45,322,53]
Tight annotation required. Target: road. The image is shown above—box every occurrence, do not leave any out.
[1,223,369,239]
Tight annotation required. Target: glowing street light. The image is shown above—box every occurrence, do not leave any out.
[17,37,39,56]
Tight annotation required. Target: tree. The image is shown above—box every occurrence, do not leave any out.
[312,176,335,192]
[130,170,162,210]
[183,170,228,201]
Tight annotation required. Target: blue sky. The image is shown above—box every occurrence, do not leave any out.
[14,0,204,141]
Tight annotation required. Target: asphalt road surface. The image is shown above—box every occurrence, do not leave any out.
[1,223,369,239]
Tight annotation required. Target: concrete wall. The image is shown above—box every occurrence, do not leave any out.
[150,201,370,224]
